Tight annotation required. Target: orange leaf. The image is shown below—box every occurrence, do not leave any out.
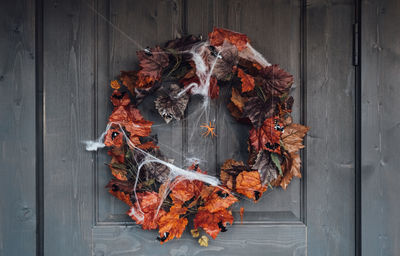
[194,208,234,239]
[170,177,203,204]
[235,171,266,201]
[202,187,238,213]
[231,87,247,111]
[108,157,127,181]
[281,123,309,153]
[104,128,124,148]
[237,68,255,92]
[110,90,130,107]
[157,205,188,243]
[240,207,244,224]
[209,27,249,51]
[110,80,120,90]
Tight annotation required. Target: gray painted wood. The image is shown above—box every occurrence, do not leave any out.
[306,0,355,255]
[42,0,96,255]
[362,0,400,255]
[92,224,306,256]
[0,0,37,255]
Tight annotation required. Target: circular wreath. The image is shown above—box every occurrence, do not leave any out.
[89,28,309,246]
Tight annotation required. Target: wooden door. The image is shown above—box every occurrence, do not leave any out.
[1,0,359,255]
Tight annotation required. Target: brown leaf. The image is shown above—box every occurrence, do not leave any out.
[256,64,294,96]
[208,44,238,80]
[137,46,169,80]
[231,87,247,112]
[154,84,189,123]
[280,152,301,189]
[235,171,267,201]
[220,159,247,190]
[251,150,278,186]
[281,123,309,153]
[243,95,279,128]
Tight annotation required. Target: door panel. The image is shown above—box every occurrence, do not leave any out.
[40,0,356,255]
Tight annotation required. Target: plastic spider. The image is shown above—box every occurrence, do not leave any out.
[200,121,217,137]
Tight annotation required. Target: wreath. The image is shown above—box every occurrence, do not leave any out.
[86,27,309,246]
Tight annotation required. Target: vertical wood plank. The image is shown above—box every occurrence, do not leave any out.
[96,0,184,223]
[212,0,302,219]
[306,0,355,255]
[362,0,400,255]
[43,0,95,254]
[0,0,36,255]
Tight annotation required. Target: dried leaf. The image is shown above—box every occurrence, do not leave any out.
[157,205,189,243]
[235,171,267,201]
[249,117,283,153]
[104,128,124,148]
[106,179,134,194]
[281,123,309,153]
[251,150,278,185]
[202,187,238,213]
[237,68,255,92]
[208,43,238,80]
[109,157,128,181]
[256,64,294,96]
[155,84,189,123]
[208,76,220,99]
[209,27,250,51]
[240,207,244,224]
[220,159,247,190]
[231,87,247,112]
[137,46,169,80]
[191,228,200,238]
[194,208,234,239]
[198,235,209,247]
[109,190,133,206]
[110,80,121,90]
[243,95,280,128]
[110,90,130,107]
[280,152,301,189]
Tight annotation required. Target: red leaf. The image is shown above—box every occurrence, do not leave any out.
[137,46,169,80]
[209,27,249,51]
[208,76,220,99]
[249,117,283,153]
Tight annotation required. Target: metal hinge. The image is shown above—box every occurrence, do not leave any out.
[353,23,360,66]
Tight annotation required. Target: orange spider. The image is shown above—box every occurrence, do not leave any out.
[200,121,217,137]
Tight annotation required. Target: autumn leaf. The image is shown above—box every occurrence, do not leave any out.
[127,191,166,230]
[243,95,279,128]
[110,80,121,90]
[209,27,250,51]
[165,35,201,52]
[235,171,267,201]
[237,68,255,92]
[202,187,238,213]
[251,150,278,186]
[104,128,124,148]
[155,84,189,123]
[108,156,128,181]
[249,117,283,153]
[240,207,244,224]
[198,235,209,247]
[110,90,130,107]
[106,179,134,194]
[208,43,238,81]
[194,208,234,239]
[208,76,220,99]
[107,147,125,163]
[220,159,247,190]
[169,176,204,204]
[256,64,294,96]
[280,152,301,190]
[281,123,309,153]
[191,228,200,238]
[157,205,189,243]
[231,87,247,112]
[137,46,169,80]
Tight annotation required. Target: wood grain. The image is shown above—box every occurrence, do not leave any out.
[0,0,36,255]
[306,0,355,255]
[43,0,95,255]
[362,0,400,255]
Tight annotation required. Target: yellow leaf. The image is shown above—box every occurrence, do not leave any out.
[110,80,120,90]
[198,235,209,247]
[191,228,200,238]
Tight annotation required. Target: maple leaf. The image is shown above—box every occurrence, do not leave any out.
[201,187,238,213]
[110,90,130,107]
[256,64,294,96]
[127,191,166,230]
[209,27,250,51]
[237,68,255,92]
[157,205,189,243]
[220,159,247,190]
[207,43,238,81]
[249,117,283,153]
[251,150,279,186]
[243,95,280,128]
[104,128,124,148]
[235,171,267,201]
[281,123,309,153]
[169,176,204,204]
[194,208,234,239]
[280,152,302,190]
[137,46,169,80]
[154,84,189,123]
